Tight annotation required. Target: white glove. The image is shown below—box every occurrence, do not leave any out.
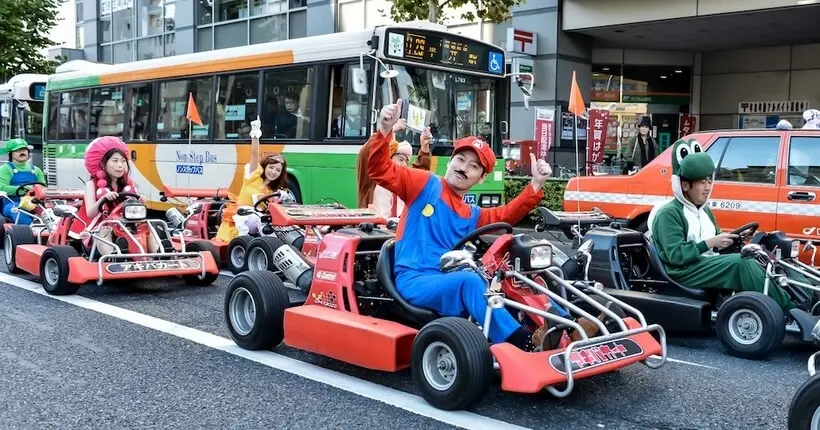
[249,115,262,139]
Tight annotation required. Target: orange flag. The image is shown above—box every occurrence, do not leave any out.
[567,71,586,116]
[186,93,203,126]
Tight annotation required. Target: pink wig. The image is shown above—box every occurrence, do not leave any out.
[84,136,137,198]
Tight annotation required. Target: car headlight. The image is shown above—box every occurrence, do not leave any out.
[529,244,553,269]
[124,204,147,220]
[792,240,800,258]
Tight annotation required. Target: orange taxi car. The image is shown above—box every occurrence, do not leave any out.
[564,128,820,265]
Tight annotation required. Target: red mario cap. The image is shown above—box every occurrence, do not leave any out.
[453,137,495,173]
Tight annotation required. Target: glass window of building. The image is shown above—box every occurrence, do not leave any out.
[589,64,692,172]
[98,0,178,64]
[197,0,310,52]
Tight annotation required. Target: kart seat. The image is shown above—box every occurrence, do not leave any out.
[376,239,439,325]
[645,239,709,300]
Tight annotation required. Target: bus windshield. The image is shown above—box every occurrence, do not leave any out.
[378,64,496,152]
[19,101,44,140]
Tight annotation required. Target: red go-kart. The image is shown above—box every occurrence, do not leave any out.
[4,192,221,295]
[224,209,668,410]
[160,185,234,262]
[789,351,820,429]
[0,182,86,247]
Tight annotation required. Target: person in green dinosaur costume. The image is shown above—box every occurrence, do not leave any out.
[649,138,813,318]
[0,138,45,224]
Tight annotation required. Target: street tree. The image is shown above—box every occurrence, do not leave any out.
[390,0,524,24]
[0,0,64,80]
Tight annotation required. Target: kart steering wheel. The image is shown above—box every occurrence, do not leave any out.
[14,181,47,197]
[721,222,759,254]
[98,192,142,213]
[452,222,514,254]
[253,192,285,213]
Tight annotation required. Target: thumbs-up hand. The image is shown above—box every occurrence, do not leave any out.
[378,99,403,136]
[529,153,552,191]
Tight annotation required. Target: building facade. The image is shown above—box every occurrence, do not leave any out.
[69,0,820,169]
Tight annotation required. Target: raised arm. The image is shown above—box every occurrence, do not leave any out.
[412,127,432,171]
[477,152,549,227]
[248,116,262,172]
[367,100,431,206]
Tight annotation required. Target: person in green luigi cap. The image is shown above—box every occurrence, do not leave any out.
[649,138,816,323]
[0,138,46,224]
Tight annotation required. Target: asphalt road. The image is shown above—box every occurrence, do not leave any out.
[0,232,814,429]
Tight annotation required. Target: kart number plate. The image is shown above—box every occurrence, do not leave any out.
[105,259,201,274]
[547,338,643,374]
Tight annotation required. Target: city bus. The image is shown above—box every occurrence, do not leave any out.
[0,74,48,167]
[42,21,532,211]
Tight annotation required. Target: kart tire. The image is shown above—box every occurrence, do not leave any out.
[716,292,785,360]
[40,246,81,296]
[411,317,493,410]
[224,270,289,350]
[181,240,221,286]
[245,236,281,272]
[227,236,254,274]
[0,216,8,248]
[788,374,820,430]
[4,225,35,274]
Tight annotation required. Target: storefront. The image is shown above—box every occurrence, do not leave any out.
[588,64,692,172]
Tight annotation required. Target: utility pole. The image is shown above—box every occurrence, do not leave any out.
[428,0,437,22]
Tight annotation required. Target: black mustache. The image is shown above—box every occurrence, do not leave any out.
[455,170,467,178]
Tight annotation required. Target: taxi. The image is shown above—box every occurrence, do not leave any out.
[563,128,820,265]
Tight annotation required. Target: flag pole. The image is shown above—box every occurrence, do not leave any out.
[189,119,192,145]
[574,112,582,239]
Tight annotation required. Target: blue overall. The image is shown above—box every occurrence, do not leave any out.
[1,162,37,225]
[394,174,569,344]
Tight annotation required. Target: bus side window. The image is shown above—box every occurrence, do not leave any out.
[127,84,153,141]
[328,63,371,138]
[47,93,59,141]
[157,77,212,140]
[89,86,125,139]
[261,67,313,140]
[59,90,90,141]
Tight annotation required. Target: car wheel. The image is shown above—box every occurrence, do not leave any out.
[245,236,284,272]
[5,225,35,273]
[788,374,820,430]
[40,245,81,295]
[224,271,290,350]
[182,240,221,286]
[227,236,254,274]
[411,317,493,410]
[716,292,785,360]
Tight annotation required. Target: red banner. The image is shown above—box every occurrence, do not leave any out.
[586,109,610,173]
[679,114,697,137]
[534,108,555,160]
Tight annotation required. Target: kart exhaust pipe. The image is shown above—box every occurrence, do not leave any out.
[166,207,186,229]
[271,240,313,292]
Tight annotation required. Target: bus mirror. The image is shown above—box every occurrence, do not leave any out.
[351,67,369,96]
[506,72,534,110]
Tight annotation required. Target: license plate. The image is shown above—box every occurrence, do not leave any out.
[105,258,201,274]
[547,338,644,374]
[463,194,476,204]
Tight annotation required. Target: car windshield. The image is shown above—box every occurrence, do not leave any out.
[377,64,497,152]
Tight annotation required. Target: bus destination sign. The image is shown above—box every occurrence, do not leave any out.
[384,30,505,76]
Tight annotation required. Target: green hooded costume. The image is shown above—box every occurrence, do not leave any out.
[648,138,795,312]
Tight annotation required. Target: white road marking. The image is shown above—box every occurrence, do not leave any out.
[0,272,529,430]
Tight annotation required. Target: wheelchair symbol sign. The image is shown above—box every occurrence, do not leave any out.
[488,52,503,74]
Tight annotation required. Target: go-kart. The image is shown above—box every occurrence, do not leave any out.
[0,182,85,246]
[4,192,221,295]
[788,351,820,430]
[223,212,667,410]
[537,206,820,360]
[160,186,234,262]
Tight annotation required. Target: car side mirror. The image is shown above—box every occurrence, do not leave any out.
[53,204,78,218]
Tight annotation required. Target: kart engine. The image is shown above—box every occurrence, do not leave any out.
[266,225,305,249]
[271,240,314,292]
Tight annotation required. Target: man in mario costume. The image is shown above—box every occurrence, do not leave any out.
[367,99,599,352]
